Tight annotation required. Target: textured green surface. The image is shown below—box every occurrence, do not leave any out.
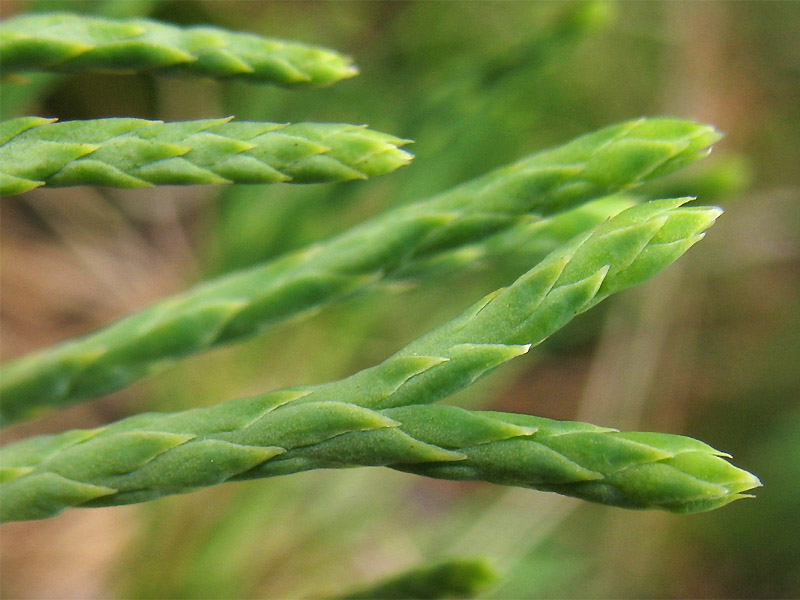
[0,403,760,522]
[302,198,722,411]
[0,117,413,195]
[0,119,721,424]
[0,201,759,521]
[0,13,358,86]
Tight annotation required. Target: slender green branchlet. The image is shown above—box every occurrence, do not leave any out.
[0,402,759,522]
[0,120,721,425]
[0,201,759,521]
[0,13,358,86]
[303,198,723,410]
[0,117,413,195]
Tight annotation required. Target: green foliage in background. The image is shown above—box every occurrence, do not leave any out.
[2,2,796,599]
[339,558,499,600]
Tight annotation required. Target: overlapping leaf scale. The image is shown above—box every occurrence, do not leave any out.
[0,13,358,86]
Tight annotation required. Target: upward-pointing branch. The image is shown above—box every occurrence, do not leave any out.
[0,200,760,522]
[0,120,721,424]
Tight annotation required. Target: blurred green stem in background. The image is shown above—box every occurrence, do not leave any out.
[337,557,499,600]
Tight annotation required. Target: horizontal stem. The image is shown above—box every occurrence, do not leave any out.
[0,13,358,86]
[0,402,759,522]
[0,117,413,195]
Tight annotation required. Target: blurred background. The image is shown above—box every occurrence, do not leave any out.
[1,1,798,598]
